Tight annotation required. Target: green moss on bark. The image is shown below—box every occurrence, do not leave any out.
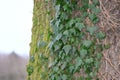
[27,0,52,80]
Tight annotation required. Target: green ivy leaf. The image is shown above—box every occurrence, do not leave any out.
[87,26,98,35]
[80,49,88,58]
[85,58,93,64]
[83,40,92,48]
[53,66,59,72]
[56,33,62,40]
[89,14,99,23]
[63,45,71,54]
[30,55,35,63]
[96,53,102,60]
[48,41,54,49]
[69,28,76,35]
[79,12,88,21]
[81,0,89,11]
[54,45,60,51]
[27,65,34,76]
[75,23,85,31]
[96,31,106,39]
[61,36,67,44]
[93,0,99,6]
[62,74,67,80]
[63,4,68,11]
[55,4,60,18]
[69,19,76,27]
[61,62,67,70]
[69,66,74,73]
[89,4,95,10]
[61,12,68,20]
[55,20,60,28]
[93,7,101,14]
[75,57,83,68]
[63,30,69,36]
[38,41,47,48]
[89,4,100,14]
[72,46,76,53]
[94,61,101,70]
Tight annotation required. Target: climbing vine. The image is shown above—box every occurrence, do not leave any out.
[48,0,108,80]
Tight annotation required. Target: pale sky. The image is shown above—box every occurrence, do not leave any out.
[0,0,33,56]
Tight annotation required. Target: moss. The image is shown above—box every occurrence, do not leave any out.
[27,0,53,80]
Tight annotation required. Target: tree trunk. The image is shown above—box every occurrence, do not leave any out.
[27,0,51,80]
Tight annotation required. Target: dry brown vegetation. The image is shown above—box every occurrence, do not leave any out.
[0,52,28,80]
[97,0,120,79]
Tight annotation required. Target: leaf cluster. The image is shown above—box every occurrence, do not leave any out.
[40,0,109,80]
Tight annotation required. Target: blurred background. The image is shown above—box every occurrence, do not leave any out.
[0,0,33,80]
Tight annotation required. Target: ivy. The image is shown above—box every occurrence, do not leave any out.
[48,0,109,80]
[27,65,34,76]
[27,0,110,80]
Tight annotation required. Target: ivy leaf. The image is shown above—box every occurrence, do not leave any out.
[55,4,60,18]
[75,57,83,69]
[61,62,67,70]
[94,61,101,70]
[56,33,62,40]
[87,26,98,35]
[69,28,76,35]
[27,65,34,76]
[63,45,72,54]
[81,0,89,11]
[61,36,67,44]
[63,30,69,36]
[53,66,59,72]
[38,41,47,48]
[96,53,102,60]
[55,20,60,28]
[89,4,100,14]
[72,46,76,53]
[82,0,89,5]
[85,58,93,64]
[89,14,99,23]
[69,19,76,27]
[30,55,35,63]
[48,41,54,49]
[96,31,106,39]
[75,23,85,31]
[61,12,68,20]
[93,7,101,14]
[79,13,88,21]
[54,45,60,51]
[83,40,92,48]
[89,4,95,10]
[69,66,74,73]
[62,74,67,80]
[80,49,87,58]
[93,0,99,6]
[63,4,68,11]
